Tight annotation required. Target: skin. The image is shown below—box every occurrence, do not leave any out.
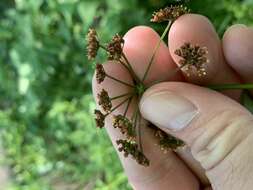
[92,14,253,190]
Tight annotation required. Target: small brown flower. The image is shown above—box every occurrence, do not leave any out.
[97,89,112,113]
[151,5,189,23]
[116,139,149,166]
[174,43,208,76]
[107,34,124,60]
[86,28,99,60]
[96,63,106,84]
[94,109,105,128]
[113,115,136,140]
[155,129,185,153]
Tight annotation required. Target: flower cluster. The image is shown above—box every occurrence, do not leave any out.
[154,129,185,153]
[97,89,112,113]
[175,43,208,76]
[86,28,99,60]
[151,5,190,23]
[86,4,208,166]
[96,63,106,84]
[94,110,105,129]
[107,34,125,60]
[116,139,149,166]
[113,115,136,140]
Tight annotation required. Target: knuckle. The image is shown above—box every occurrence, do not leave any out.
[191,110,253,171]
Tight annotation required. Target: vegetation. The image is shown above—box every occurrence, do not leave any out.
[0,0,252,189]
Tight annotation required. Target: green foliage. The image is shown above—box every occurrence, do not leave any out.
[0,0,252,189]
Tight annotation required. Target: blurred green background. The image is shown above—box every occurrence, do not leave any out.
[0,0,252,189]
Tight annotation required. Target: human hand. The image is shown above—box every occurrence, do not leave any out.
[93,14,253,190]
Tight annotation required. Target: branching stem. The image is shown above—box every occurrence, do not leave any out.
[123,97,133,117]
[107,96,132,116]
[111,93,134,100]
[142,21,172,83]
[106,74,134,88]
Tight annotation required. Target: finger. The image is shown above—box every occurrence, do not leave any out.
[125,24,210,184]
[223,24,253,95]
[92,63,199,190]
[123,26,183,85]
[168,14,242,183]
[168,14,241,100]
[177,147,209,185]
[123,25,206,186]
[140,82,253,190]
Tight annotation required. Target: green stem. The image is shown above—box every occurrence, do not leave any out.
[122,53,141,84]
[100,44,140,85]
[131,106,138,126]
[123,97,133,117]
[208,83,253,90]
[142,21,172,83]
[108,96,132,115]
[137,112,143,152]
[133,108,138,133]
[111,93,134,101]
[147,64,186,88]
[118,59,131,73]
[106,74,134,88]
[99,44,107,51]
[118,59,137,85]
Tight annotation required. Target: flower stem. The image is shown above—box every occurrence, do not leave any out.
[133,108,138,133]
[123,97,133,117]
[137,112,143,152]
[99,44,107,51]
[100,44,140,85]
[106,74,134,88]
[208,83,253,90]
[111,93,134,101]
[122,53,142,84]
[142,21,172,83]
[147,64,186,88]
[109,96,133,115]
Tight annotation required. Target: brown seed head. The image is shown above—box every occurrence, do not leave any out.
[86,28,99,60]
[113,115,136,140]
[94,109,105,129]
[155,129,185,153]
[116,139,149,166]
[107,34,124,60]
[97,89,112,113]
[96,63,106,84]
[151,5,190,23]
[174,43,208,77]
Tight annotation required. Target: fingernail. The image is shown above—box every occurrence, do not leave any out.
[140,91,198,131]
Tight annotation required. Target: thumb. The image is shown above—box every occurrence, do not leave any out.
[140,82,253,190]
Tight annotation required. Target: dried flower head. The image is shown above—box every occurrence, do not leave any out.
[174,43,208,76]
[155,129,185,153]
[88,5,204,167]
[94,109,105,128]
[116,139,149,166]
[151,5,189,23]
[97,89,112,113]
[107,34,124,60]
[86,28,99,60]
[113,115,136,140]
[96,63,106,84]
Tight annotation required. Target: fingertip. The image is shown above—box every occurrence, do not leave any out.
[168,14,221,83]
[124,25,159,41]
[223,24,253,83]
[123,25,182,84]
